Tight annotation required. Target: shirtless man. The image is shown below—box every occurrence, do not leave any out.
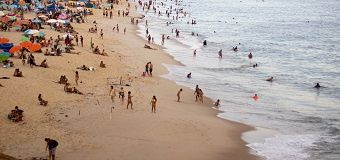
[126,91,133,109]
[109,86,116,103]
[100,61,106,68]
[149,62,153,77]
[177,88,183,102]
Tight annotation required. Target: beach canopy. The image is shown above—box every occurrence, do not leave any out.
[32,19,41,23]
[28,44,42,52]
[0,54,9,61]
[47,19,57,23]
[0,38,10,43]
[9,46,21,54]
[20,37,30,42]
[33,32,46,37]
[20,41,32,48]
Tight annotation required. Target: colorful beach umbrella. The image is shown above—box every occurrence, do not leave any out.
[18,1,25,6]
[13,20,30,26]
[58,5,65,9]
[24,29,41,35]
[0,50,3,52]
[20,37,30,42]
[28,44,41,52]
[0,54,9,61]
[20,41,32,48]
[47,19,57,23]
[33,32,46,37]
[0,17,11,22]
[9,46,21,54]
[0,4,9,9]
[0,52,11,57]
[0,38,10,43]
[32,19,41,23]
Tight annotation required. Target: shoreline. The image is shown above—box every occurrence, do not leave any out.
[0,2,259,160]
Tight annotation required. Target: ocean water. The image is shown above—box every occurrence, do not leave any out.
[135,0,340,159]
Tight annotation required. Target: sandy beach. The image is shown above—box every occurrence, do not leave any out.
[0,1,258,160]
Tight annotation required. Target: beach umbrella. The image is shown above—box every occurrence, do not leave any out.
[38,4,45,9]
[25,29,40,35]
[13,20,30,26]
[56,19,66,23]
[58,5,65,9]
[28,44,41,52]
[20,41,32,48]
[0,38,10,43]
[38,14,48,18]
[20,37,30,42]
[58,14,68,20]
[7,16,17,21]
[79,2,85,6]
[0,43,13,52]
[64,20,70,24]
[0,4,9,9]
[9,4,18,9]
[0,54,9,61]
[47,19,57,23]
[33,32,46,37]
[18,1,25,6]
[32,19,41,23]
[76,7,83,10]
[62,34,73,39]
[0,17,11,22]
[86,3,93,8]
[9,46,21,54]
[0,52,11,57]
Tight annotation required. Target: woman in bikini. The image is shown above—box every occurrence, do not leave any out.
[126,91,133,109]
[119,87,125,104]
[72,70,79,85]
[151,96,157,113]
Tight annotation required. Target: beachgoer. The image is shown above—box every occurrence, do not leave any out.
[145,62,149,76]
[119,87,125,104]
[199,89,204,103]
[266,77,273,82]
[45,138,58,160]
[177,88,183,102]
[151,96,157,113]
[14,68,23,77]
[80,36,83,47]
[40,59,49,68]
[127,91,133,109]
[194,85,200,102]
[253,94,258,100]
[218,49,222,59]
[315,83,321,88]
[203,40,207,46]
[109,86,116,103]
[72,70,79,85]
[38,94,48,106]
[100,61,106,68]
[248,53,253,59]
[187,72,191,78]
[149,62,153,77]
[193,49,196,57]
[214,99,220,107]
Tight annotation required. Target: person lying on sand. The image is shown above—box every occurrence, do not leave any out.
[100,61,106,68]
[77,65,90,71]
[38,94,48,106]
[144,44,156,50]
[64,83,74,93]
[39,59,49,68]
[14,68,23,77]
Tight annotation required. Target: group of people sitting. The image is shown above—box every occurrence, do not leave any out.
[93,46,108,56]
[56,75,68,84]
[7,106,24,122]
[64,83,83,95]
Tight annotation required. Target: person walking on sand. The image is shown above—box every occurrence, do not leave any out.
[149,62,153,77]
[99,29,103,39]
[194,85,200,102]
[177,88,183,102]
[109,86,116,103]
[199,89,204,103]
[151,95,157,113]
[80,36,84,47]
[127,91,133,109]
[119,87,125,105]
[145,62,150,76]
[45,138,58,160]
[124,28,126,35]
[72,70,79,85]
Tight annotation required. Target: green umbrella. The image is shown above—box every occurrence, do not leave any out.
[20,37,30,41]
[2,10,10,14]
[8,16,17,21]
[0,54,9,61]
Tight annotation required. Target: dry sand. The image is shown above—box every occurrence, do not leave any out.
[0,2,258,160]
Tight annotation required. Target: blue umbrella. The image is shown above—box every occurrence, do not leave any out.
[24,29,32,35]
[64,20,70,24]
[0,52,11,57]
[38,4,45,9]
[58,5,65,9]
[10,4,18,9]
[80,0,88,2]
[32,19,41,23]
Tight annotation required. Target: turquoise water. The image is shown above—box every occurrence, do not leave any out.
[136,0,340,159]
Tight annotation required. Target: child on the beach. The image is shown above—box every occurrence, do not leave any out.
[151,96,157,113]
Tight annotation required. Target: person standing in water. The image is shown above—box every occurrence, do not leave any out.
[218,49,223,59]
[177,88,183,102]
[248,52,253,59]
[193,49,196,57]
[194,85,200,102]
[151,96,157,113]
[127,91,133,109]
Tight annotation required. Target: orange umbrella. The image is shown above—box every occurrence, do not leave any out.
[9,46,21,54]
[18,1,25,6]
[13,20,30,26]
[20,41,32,48]
[0,37,10,43]
[0,17,11,22]
[0,50,3,52]
[28,43,42,52]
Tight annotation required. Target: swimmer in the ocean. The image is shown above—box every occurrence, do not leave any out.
[315,83,321,88]
[266,77,273,82]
